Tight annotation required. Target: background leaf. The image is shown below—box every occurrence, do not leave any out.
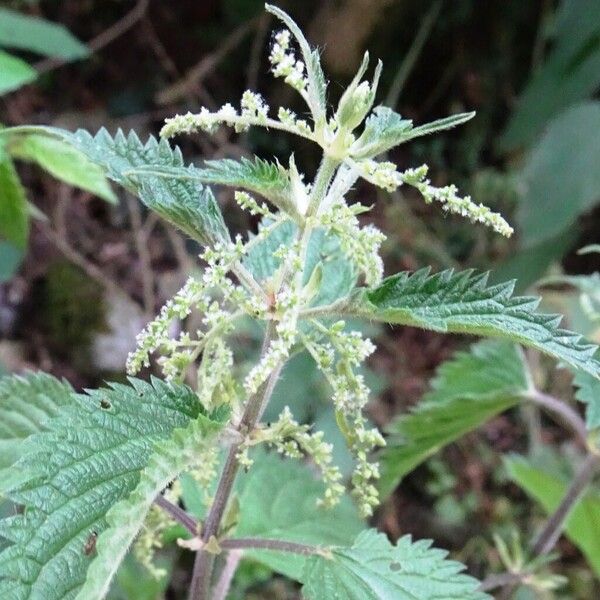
[0,8,89,60]
[379,340,529,497]
[499,0,600,151]
[8,135,116,203]
[0,154,29,248]
[506,453,600,577]
[0,51,37,95]
[517,102,600,247]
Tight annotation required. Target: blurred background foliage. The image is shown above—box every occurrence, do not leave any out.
[1,0,600,598]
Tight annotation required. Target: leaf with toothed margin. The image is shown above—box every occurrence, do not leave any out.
[265,4,327,123]
[350,268,600,378]
[301,529,490,600]
[0,372,74,493]
[0,126,230,247]
[378,340,529,498]
[0,376,226,600]
[351,106,475,159]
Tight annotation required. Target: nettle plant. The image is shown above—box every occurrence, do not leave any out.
[1,5,599,600]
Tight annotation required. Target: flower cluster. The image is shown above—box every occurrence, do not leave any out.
[402,165,514,237]
[269,30,308,92]
[239,406,345,508]
[303,321,385,516]
[316,200,386,286]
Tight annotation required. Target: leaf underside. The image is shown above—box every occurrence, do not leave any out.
[355,268,600,378]
[234,451,364,581]
[0,377,224,600]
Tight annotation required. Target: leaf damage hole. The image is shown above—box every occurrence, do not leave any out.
[389,561,402,572]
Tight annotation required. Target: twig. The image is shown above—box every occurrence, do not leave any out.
[385,0,442,108]
[532,453,599,556]
[526,390,588,447]
[157,18,259,105]
[212,550,242,600]
[34,0,150,75]
[481,454,600,595]
[154,494,198,535]
[127,196,155,318]
[221,538,319,555]
[40,223,127,302]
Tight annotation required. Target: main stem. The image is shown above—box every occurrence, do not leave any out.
[189,154,339,600]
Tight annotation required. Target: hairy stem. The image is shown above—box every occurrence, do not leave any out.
[481,453,600,595]
[221,537,320,555]
[531,453,599,556]
[189,153,338,599]
[189,321,281,600]
[526,390,588,447]
[154,494,198,535]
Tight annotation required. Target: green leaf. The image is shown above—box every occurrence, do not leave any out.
[0,372,74,478]
[0,377,225,599]
[499,0,600,151]
[197,156,294,213]
[8,135,116,203]
[234,451,364,581]
[506,454,600,577]
[574,370,600,430]
[351,106,474,159]
[517,102,600,247]
[0,241,23,282]
[379,341,529,497]
[301,529,489,600]
[265,4,327,123]
[352,267,600,378]
[0,154,29,248]
[0,8,89,60]
[0,126,230,246]
[244,219,357,307]
[0,51,37,95]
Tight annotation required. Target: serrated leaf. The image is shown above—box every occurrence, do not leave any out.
[234,451,364,581]
[0,372,74,479]
[0,51,37,95]
[379,341,529,497]
[351,107,474,159]
[301,529,489,600]
[79,402,226,600]
[243,219,356,307]
[8,135,116,203]
[0,377,225,599]
[0,154,29,248]
[0,9,89,60]
[198,156,294,212]
[351,267,600,378]
[265,4,327,123]
[574,370,600,430]
[506,454,600,577]
[0,126,230,246]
